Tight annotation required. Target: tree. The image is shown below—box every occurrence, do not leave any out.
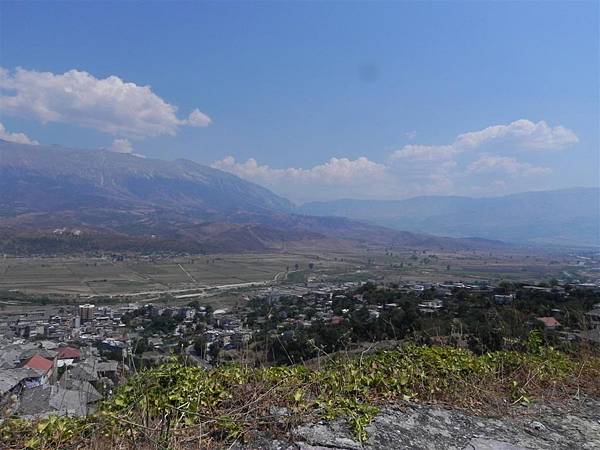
[497,281,513,294]
[208,341,222,361]
[133,337,149,355]
[193,336,208,358]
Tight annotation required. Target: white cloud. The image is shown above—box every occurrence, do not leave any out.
[0,122,38,145]
[391,144,458,161]
[467,154,552,176]
[106,138,146,158]
[391,119,578,163]
[213,156,397,201]
[213,118,572,201]
[186,108,212,127]
[455,119,578,150]
[405,130,417,140]
[213,155,467,201]
[383,119,573,197]
[0,67,211,139]
[213,156,387,186]
[108,138,134,154]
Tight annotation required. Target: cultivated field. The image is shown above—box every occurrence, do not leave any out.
[0,245,584,300]
[0,251,358,296]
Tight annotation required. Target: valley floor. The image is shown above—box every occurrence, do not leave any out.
[0,246,591,299]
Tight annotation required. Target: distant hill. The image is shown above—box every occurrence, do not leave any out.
[0,139,293,217]
[300,188,600,247]
[0,140,503,254]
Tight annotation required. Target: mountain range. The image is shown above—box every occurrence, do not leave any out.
[1,140,596,254]
[300,188,600,247]
[0,140,503,254]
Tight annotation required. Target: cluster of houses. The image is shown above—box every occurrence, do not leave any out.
[240,279,600,346]
[0,302,131,344]
[0,303,132,420]
[243,281,480,334]
[0,341,119,420]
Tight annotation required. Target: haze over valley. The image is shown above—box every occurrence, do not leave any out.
[301,188,600,247]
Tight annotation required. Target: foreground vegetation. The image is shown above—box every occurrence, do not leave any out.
[2,334,599,450]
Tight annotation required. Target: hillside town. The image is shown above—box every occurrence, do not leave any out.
[1,276,600,421]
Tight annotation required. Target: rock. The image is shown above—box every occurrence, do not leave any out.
[269,406,291,418]
[241,397,600,449]
[294,423,363,449]
[464,438,529,450]
[527,420,546,432]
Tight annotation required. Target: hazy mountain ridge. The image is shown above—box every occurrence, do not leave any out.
[300,188,600,247]
[0,140,293,217]
[0,140,506,254]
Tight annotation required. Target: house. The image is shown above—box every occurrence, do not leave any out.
[536,317,561,329]
[0,345,31,369]
[21,355,54,384]
[69,362,98,382]
[0,367,45,403]
[494,294,514,305]
[56,346,82,368]
[585,309,600,329]
[19,348,57,363]
[418,300,444,313]
[17,381,102,419]
[96,361,118,379]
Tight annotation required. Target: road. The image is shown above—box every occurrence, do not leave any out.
[84,278,275,300]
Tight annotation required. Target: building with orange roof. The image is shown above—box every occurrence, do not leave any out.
[22,354,54,384]
[56,346,81,367]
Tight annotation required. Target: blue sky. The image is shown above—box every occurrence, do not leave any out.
[0,1,598,202]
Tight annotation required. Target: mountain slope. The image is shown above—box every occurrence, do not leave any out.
[0,139,293,218]
[300,188,600,247]
[0,140,510,254]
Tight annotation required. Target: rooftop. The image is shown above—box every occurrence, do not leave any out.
[536,317,561,328]
[22,355,53,374]
[57,346,81,360]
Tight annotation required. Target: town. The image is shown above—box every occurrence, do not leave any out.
[2,273,599,421]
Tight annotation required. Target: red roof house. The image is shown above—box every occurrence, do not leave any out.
[22,354,54,374]
[537,317,561,329]
[56,346,81,361]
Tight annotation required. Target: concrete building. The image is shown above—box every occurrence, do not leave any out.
[79,304,96,322]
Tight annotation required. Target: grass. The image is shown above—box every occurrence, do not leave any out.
[0,253,355,296]
[284,270,307,283]
[2,335,599,450]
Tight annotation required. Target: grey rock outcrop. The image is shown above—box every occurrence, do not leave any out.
[242,398,600,449]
